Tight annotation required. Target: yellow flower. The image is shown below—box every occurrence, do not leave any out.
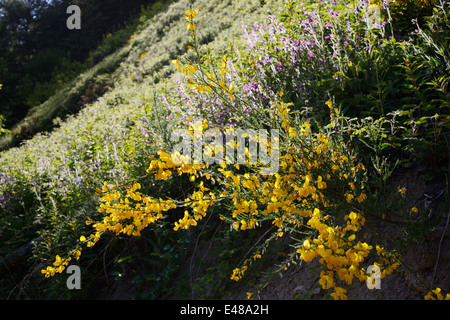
[425,287,450,300]
[330,287,347,300]
[298,248,316,262]
[357,193,367,203]
[220,68,229,77]
[303,239,311,250]
[346,193,354,203]
[319,271,335,289]
[288,126,297,138]
[301,122,310,136]
[53,255,62,267]
[398,187,407,197]
[230,268,241,281]
[182,64,197,76]
[171,60,182,70]
[185,8,199,21]
[74,250,82,260]
[317,175,327,190]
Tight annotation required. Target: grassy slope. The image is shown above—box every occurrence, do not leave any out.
[0,1,172,151]
[0,0,284,299]
[0,0,284,191]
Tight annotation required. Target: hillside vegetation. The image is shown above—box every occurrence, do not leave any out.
[0,0,173,150]
[0,0,449,300]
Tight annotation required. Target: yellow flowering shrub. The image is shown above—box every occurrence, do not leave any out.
[40,6,420,299]
[41,98,402,299]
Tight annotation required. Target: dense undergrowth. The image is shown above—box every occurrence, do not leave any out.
[0,0,449,300]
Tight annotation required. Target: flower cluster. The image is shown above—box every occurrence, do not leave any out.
[41,180,177,277]
[93,181,176,238]
[185,8,199,35]
[297,208,400,299]
[230,265,248,282]
[425,287,450,300]
[41,250,81,278]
